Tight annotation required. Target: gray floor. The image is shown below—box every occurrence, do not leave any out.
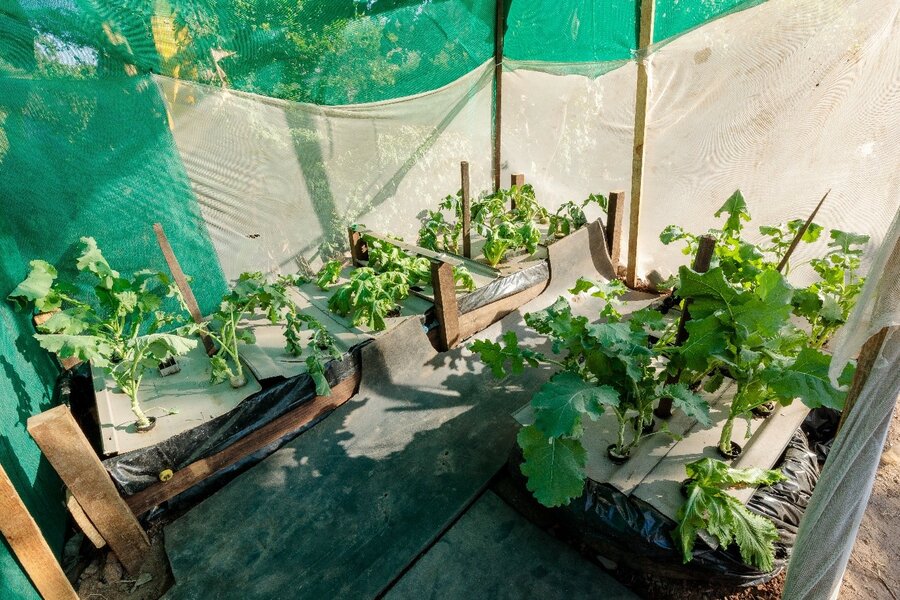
[384,492,638,600]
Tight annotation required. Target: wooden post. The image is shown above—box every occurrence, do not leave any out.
[0,464,78,600]
[492,0,505,193]
[431,261,461,351]
[776,189,830,273]
[28,405,149,575]
[348,227,368,266]
[153,223,216,356]
[510,173,524,210]
[461,161,472,258]
[626,0,656,288]
[66,492,106,549]
[837,328,890,433]
[656,235,716,418]
[606,191,625,272]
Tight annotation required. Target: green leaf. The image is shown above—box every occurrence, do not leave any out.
[134,333,198,361]
[33,334,113,367]
[77,237,119,287]
[39,311,89,335]
[728,500,780,571]
[685,458,785,488]
[532,372,619,438]
[828,229,869,255]
[316,260,344,290]
[761,347,846,410]
[702,371,726,394]
[677,267,740,317]
[755,269,792,306]
[663,383,711,427]
[629,307,667,332]
[517,425,586,508]
[714,190,750,235]
[7,260,59,311]
[680,316,728,372]
[469,331,541,379]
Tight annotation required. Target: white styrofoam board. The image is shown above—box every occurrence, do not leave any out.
[94,345,261,456]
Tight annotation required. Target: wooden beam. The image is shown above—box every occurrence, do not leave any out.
[27,405,149,575]
[626,0,656,288]
[126,371,361,516]
[431,261,461,351]
[458,279,548,341]
[348,227,369,266]
[461,161,472,259]
[838,327,890,433]
[492,0,505,193]
[656,235,715,418]
[153,223,216,356]
[65,491,106,549]
[776,189,830,273]
[0,464,78,600]
[606,191,625,272]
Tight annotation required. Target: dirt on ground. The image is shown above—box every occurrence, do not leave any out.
[841,404,900,600]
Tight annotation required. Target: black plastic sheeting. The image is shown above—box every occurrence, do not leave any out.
[500,414,826,587]
[92,343,367,496]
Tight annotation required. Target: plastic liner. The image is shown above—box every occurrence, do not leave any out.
[457,260,550,315]
[97,343,367,496]
[498,417,826,587]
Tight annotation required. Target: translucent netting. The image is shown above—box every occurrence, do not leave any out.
[157,63,494,279]
[637,0,900,282]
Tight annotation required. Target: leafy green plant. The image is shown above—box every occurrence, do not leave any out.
[8,237,197,430]
[315,260,344,290]
[204,272,340,394]
[418,192,463,254]
[675,458,785,571]
[792,230,869,347]
[471,279,709,507]
[548,193,608,238]
[673,266,849,455]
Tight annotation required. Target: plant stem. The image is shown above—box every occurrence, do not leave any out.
[719,414,735,454]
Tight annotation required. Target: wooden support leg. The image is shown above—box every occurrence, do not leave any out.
[0,464,78,600]
[606,191,625,272]
[431,261,461,351]
[28,406,149,575]
[348,227,368,266]
[656,235,716,418]
[461,161,472,258]
[510,173,524,210]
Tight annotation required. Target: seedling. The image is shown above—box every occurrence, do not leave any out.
[675,458,785,571]
[8,237,197,431]
[548,193,608,238]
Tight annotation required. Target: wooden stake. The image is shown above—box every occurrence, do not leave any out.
[0,464,78,600]
[606,191,625,271]
[461,161,472,258]
[348,227,368,266]
[510,173,524,210]
[431,261,461,351]
[66,491,106,549]
[837,328,890,434]
[776,189,831,273]
[153,223,216,356]
[492,0,505,193]
[626,0,656,288]
[656,235,716,418]
[28,405,149,575]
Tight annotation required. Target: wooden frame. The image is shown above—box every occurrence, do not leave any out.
[0,463,78,600]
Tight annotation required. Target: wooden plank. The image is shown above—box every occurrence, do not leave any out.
[625,0,655,288]
[27,405,149,575]
[66,491,106,549]
[153,223,215,355]
[125,370,362,516]
[458,279,548,341]
[431,262,461,351]
[0,464,78,600]
[838,327,890,433]
[492,0,505,192]
[461,161,472,259]
[510,173,524,210]
[605,191,625,272]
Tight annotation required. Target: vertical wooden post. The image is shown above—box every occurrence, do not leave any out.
[492,0,505,193]
[0,464,78,600]
[153,223,216,356]
[510,173,524,210]
[606,191,625,272]
[28,406,149,575]
[837,328,890,433]
[461,161,472,258]
[626,0,656,289]
[348,227,368,266]
[656,235,716,418]
[431,261,461,351]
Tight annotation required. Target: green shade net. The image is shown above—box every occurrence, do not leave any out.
[653,0,762,44]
